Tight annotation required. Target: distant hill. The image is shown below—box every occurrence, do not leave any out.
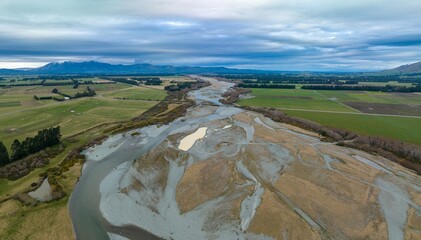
[0,61,272,75]
[380,61,421,75]
[3,60,421,76]
[0,69,23,75]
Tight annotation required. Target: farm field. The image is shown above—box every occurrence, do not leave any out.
[238,88,421,144]
[104,87,167,100]
[357,81,414,86]
[283,110,421,145]
[237,88,357,112]
[0,77,42,85]
[0,83,165,150]
[320,90,421,105]
[0,86,58,112]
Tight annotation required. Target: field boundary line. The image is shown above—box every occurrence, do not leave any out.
[313,90,360,113]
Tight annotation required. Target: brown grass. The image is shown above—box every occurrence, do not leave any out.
[176,158,232,213]
[405,208,421,240]
[248,190,321,239]
[275,161,387,239]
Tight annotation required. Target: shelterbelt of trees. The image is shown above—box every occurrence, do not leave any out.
[34,86,96,101]
[301,84,421,92]
[103,77,163,86]
[131,77,162,85]
[234,83,421,92]
[215,73,421,83]
[164,81,210,91]
[0,126,61,166]
[0,79,100,88]
[237,83,295,89]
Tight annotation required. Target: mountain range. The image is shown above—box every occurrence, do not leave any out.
[0,61,269,75]
[0,60,420,75]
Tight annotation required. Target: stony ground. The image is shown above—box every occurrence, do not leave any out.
[101,104,421,240]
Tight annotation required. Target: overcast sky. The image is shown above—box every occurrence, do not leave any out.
[0,0,420,71]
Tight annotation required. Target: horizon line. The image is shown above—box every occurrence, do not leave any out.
[0,60,382,73]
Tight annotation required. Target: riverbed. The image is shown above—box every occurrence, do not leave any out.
[69,77,242,239]
[69,77,421,240]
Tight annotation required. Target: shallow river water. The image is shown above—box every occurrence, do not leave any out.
[69,77,238,239]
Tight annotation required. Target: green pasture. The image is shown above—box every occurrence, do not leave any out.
[319,90,421,105]
[0,98,158,149]
[239,88,421,109]
[104,87,167,100]
[357,81,414,87]
[283,110,421,145]
[0,84,166,150]
[239,88,421,144]
[237,88,357,112]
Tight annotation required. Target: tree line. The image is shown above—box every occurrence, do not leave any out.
[237,83,295,89]
[165,81,209,91]
[71,80,95,89]
[242,79,336,84]
[301,84,421,92]
[74,86,96,98]
[0,126,61,166]
[144,79,162,85]
[217,73,421,84]
[33,95,53,100]
[132,77,163,85]
[1,79,106,88]
[0,142,9,166]
[220,88,252,104]
[51,86,96,99]
[232,80,420,92]
[104,77,138,85]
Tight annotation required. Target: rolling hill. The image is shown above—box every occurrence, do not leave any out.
[380,61,421,75]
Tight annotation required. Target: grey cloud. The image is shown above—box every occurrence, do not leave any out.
[0,0,421,70]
